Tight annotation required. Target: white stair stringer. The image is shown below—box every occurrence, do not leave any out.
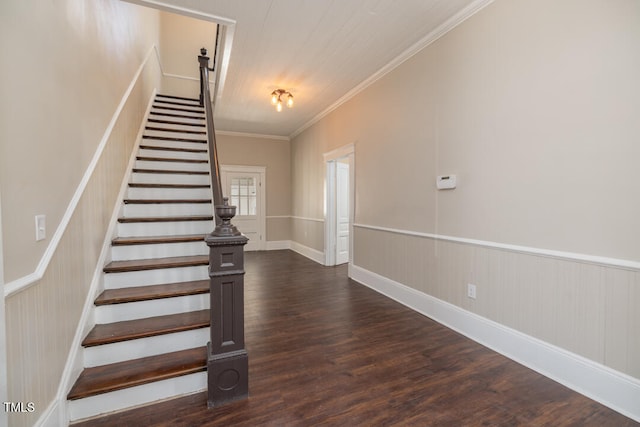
[68,371,207,422]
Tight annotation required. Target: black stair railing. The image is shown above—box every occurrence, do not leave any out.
[198,48,249,407]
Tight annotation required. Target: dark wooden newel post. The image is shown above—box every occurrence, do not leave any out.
[205,197,249,407]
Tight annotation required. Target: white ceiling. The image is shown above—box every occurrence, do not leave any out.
[136,0,489,138]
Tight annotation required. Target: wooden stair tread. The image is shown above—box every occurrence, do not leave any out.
[142,135,207,143]
[136,156,208,164]
[67,346,207,400]
[152,105,204,114]
[153,100,203,109]
[139,145,207,154]
[145,126,206,135]
[112,234,206,246]
[95,279,209,305]
[117,215,213,223]
[132,168,209,175]
[147,118,205,127]
[128,183,210,189]
[148,111,204,121]
[123,199,212,204]
[82,309,210,347]
[156,94,199,103]
[104,255,209,273]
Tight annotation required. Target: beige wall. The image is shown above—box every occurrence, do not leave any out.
[0,0,161,282]
[291,0,640,379]
[0,1,162,425]
[159,11,217,99]
[216,132,291,241]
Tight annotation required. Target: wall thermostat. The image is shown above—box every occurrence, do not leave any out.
[437,175,457,190]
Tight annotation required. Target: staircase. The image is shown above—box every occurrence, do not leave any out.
[67,94,214,423]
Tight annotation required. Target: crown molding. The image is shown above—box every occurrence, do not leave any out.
[289,0,495,139]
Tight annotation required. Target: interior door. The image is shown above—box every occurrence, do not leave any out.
[336,161,350,265]
[222,170,263,251]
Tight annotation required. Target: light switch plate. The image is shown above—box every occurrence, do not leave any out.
[35,215,46,241]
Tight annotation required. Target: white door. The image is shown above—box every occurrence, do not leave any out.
[221,166,265,251]
[336,162,350,265]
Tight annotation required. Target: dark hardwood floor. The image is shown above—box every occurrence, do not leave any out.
[74,250,637,426]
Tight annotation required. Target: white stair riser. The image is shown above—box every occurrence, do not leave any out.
[150,106,204,116]
[146,122,205,133]
[130,172,210,185]
[127,187,211,199]
[103,265,209,289]
[140,138,207,153]
[111,240,208,261]
[123,202,212,218]
[68,372,207,421]
[83,327,210,367]
[138,147,209,160]
[155,98,201,106]
[147,115,205,126]
[135,160,210,172]
[95,293,209,323]
[117,220,213,237]
[143,130,206,140]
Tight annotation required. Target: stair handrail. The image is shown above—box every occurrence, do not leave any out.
[198,48,224,218]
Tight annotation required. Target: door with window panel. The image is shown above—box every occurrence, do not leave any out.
[221,169,263,251]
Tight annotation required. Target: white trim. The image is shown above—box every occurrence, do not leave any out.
[33,399,59,427]
[216,130,290,142]
[289,241,325,265]
[290,0,495,139]
[265,240,291,251]
[0,195,7,427]
[291,216,324,223]
[3,44,160,298]
[323,143,355,161]
[354,223,640,271]
[266,215,290,220]
[349,264,640,423]
[123,0,235,25]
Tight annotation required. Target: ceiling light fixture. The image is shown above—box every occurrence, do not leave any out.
[270,89,293,112]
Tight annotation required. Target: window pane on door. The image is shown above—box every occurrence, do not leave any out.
[230,177,257,216]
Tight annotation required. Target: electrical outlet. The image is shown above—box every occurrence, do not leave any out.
[467,283,477,299]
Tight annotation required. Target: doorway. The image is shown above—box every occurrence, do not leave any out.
[220,165,266,251]
[324,144,355,267]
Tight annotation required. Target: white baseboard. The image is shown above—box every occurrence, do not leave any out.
[349,264,640,423]
[265,240,291,251]
[33,398,59,427]
[289,241,325,265]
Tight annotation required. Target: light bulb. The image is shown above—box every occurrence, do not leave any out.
[276,101,283,112]
[287,94,294,108]
[271,92,278,105]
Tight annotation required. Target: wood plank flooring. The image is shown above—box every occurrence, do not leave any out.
[73,250,637,426]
